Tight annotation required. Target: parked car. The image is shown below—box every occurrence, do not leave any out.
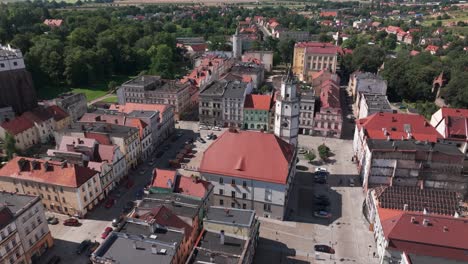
[76,240,92,254]
[211,134,218,140]
[104,198,115,209]
[206,133,213,140]
[314,177,327,184]
[199,125,209,130]
[197,137,206,143]
[314,244,335,254]
[63,218,80,226]
[212,126,221,131]
[314,211,332,219]
[47,216,59,225]
[315,167,328,173]
[112,217,123,227]
[47,256,61,264]
[349,178,355,187]
[101,227,113,239]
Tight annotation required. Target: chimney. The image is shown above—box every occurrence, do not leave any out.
[410,216,415,223]
[403,204,408,211]
[423,208,428,215]
[220,230,225,245]
[443,226,448,232]
[151,244,157,254]
[423,219,430,226]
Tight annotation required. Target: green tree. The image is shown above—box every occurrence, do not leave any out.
[318,144,331,161]
[278,38,295,63]
[351,45,385,73]
[108,81,118,91]
[319,33,333,43]
[304,151,316,163]
[5,133,16,160]
[384,34,397,50]
[163,22,177,33]
[149,44,175,79]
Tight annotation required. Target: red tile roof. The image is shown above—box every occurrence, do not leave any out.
[43,19,63,27]
[139,205,192,238]
[189,44,207,52]
[80,113,148,139]
[244,94,272,111]
[357,113,441,142]
[176,176,211,199]
[295,42,337,48]
[320,11,338,17]
[200,130,295,184]
[97,144,117,163]
[319,80,341,109]
[1,116,35,135]
[410,50,420,56]
[382,213,468,262]
[425,45,439,52]
[84,132,112,145]
[109,103,170,120]
[0,157,98,188]
[46,105,69,121]
[151,169,177,189]
[439,108,468,140]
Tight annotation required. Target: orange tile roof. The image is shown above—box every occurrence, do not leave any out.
[109,103,170,120]
[244,94,272,111]
[176,176,211,199]
[151,169,177,189]
[1,116,34,135]
[200,130,295,184]
[46,105,69,121]
[0,157,98,188]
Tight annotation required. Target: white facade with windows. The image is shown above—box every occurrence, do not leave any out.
[274,73,300,147]
[0,45,26,72]
[0,221,25,264]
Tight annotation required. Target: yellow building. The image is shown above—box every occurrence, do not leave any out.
[0,157,102,218]
[292,42,340,81]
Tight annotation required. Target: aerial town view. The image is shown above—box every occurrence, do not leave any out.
[0,0,466,263]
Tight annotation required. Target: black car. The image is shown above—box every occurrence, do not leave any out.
[112,217,123,227]
[47,256,61,264]
[314,178,327,184]
[76,240,92,255]
[197,137,206,143]
[211,134,218,140]
[314,244,335,254]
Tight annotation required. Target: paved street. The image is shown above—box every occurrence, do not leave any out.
[255,136,377,264]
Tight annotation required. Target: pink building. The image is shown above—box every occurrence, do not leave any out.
[313,80,342,138]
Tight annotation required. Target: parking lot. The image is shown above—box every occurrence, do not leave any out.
[255,136,378,264]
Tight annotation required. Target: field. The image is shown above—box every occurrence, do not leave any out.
[38,75,131,102]
[422,10,468,26]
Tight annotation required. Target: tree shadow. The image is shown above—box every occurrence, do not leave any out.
[37,238,90,264]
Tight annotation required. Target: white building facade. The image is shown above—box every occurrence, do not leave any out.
[274,73,300,147]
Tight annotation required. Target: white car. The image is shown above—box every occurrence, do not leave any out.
[199,125,209,130]
[315,167,327,173]
[212,126,221,131]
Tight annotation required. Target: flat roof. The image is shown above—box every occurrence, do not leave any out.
[93,232,176,264]
[122,75,162,87]
[62,122,138,138]
[367,139,464,156]
[205,206,255,227]
[223,81,247,99]
[200,80,228,96]
[137,196,200,220]
[191,231,245,264]
[0,192,38,216]
[119,221,184,245]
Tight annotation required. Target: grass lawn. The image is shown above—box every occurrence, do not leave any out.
[100,95,119,103]
[38,75,132,102]
[422,10,468,26]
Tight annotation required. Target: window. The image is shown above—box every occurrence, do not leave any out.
[231,191,236,198]
[242,193,247,199]
[219,189,224,195]
[13,62,17,66]
[54,196,58,202]
[219,199,224,206]
[219,178,223,184]
[231,179,236,185]
[0,63,4,68]
[242,181,247,188]
[49,204,54,210]
[242,203,247,209]
[264,203,271,212]
[231,202,235,208]
[62,197,66,203]
[64,207,68,212]
[47,195,51,200]
[265,189,272,202]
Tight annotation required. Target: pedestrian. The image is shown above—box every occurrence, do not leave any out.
[373,252,376,258]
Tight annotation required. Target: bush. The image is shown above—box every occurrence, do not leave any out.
[304,151,316,163]
[318,144,331,160]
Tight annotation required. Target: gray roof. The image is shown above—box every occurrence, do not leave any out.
[231,63,263,74]
[122,76,189,92]
[223,81,247,99]
[362,94,391,112]
[367,139,464,156]
[93,232,176,264]
[0,192,38,217]
[190,231,245,264]
[122,75,162,87]
[200,80,228,97]
[127,110,158,118]
[119,221,184,245]
[355,72,385,81]
[136,194,201,220]
[205,206,255,227]
[300,89,315,101]
[62,122,139,138]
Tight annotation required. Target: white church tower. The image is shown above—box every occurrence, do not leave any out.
[274,70,299,147]
[232,28,242,59]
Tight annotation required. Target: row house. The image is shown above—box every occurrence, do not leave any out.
[187,206,259,264]
[117,76,191,120]
[0,207,26,264]
[230,62,264,89]
[47,92,87,122]
[0,106,71,151]
[292,42,341,81]
[348,71,387,105]
[0,193,54,263]
[299,89,316,136]
[0,157,102,217]
[200,129,297,220]
[357,93,392,119]
[313,80,342,138]
[80,112,152,161]
[109,103,175,147]
[47,136,127,198]
[243,94,274,131]
[182,54,234,92]
[55,122,141,170]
